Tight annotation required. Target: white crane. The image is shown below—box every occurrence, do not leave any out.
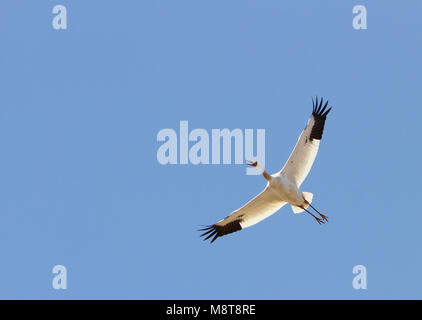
[199,97,332,243]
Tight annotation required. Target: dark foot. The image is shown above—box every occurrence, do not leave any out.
[315,217,325,225]
[319,213,329,222]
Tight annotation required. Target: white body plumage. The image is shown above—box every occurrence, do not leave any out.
[269,173,304,207]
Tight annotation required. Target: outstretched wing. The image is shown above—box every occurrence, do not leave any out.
[199,186,286,243]
[278,97,332,187]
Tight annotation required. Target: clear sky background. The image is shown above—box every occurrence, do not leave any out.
[0,1,421,299]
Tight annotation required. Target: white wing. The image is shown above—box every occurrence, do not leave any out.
[278,97,332,187]
[199,186,286,243]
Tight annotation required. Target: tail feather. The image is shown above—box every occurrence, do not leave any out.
[291,192,313,214]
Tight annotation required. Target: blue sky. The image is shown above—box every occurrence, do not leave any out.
[0,1,421,299]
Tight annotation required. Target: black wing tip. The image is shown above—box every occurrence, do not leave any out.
[199,224,220,243]
[198,220,243,244]
[312,96,332,118]
[309,96,332,141]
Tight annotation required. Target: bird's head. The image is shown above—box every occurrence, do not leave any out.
[246,160,258,167]
[246,160,264,173]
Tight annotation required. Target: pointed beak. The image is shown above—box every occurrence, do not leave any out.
[246,160,258,167]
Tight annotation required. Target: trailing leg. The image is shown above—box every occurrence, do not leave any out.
[306,201,328,222]
[302,206,325,225]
